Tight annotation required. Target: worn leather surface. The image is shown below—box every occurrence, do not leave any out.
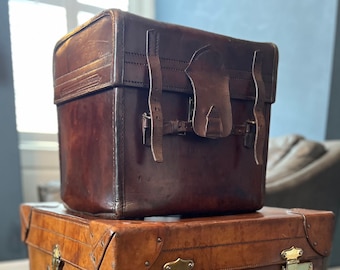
[53,9,278,218]
[21,203,334,270]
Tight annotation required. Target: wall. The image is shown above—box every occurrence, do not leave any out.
[0,1,27,260]
[156,0,338,141]
[327,2,340,140]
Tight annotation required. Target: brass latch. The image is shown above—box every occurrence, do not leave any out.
[50,244,62,270]
[163,258,195,270]
[243,120,256,149]
[281,246,313,270]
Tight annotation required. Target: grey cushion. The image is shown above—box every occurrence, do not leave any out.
[266,134,327,184]
[267,134,304,170]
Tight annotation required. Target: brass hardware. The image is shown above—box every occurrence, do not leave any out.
[142,113,193,143]
[244,120,256,148]
[281,246,313,270]
[187,96,194,123]
[142,112,152,146]
[143,113,256,148]
[51,244,62,270]
[163,258,195,270]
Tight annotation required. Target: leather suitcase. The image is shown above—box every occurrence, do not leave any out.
[53,9,279,218]
[20,203,334,270]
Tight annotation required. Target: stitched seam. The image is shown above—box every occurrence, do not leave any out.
[161,236,306,252]
[125,51,188,64]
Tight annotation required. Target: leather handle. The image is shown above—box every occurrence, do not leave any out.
[146,29,163,162]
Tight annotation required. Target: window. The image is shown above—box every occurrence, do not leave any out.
[8,0,154,202]
[9,0,131,134]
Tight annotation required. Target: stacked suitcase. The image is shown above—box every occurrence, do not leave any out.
[20,9,335,269]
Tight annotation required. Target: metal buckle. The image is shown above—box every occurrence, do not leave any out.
[244,120,256,148]
[142,112,152,146]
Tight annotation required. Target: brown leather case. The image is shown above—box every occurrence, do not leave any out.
[53,9,279,218]
[20,203,334,270]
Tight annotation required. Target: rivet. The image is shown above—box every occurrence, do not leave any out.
[157,237,162,242]
[165,266,171,270]
[307,224,311,229]
[145,261,150,266]
[188,261,195,268]
[313,242,318,246]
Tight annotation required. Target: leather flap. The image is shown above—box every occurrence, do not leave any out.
[289,208,335,257]
[185,45,232,138]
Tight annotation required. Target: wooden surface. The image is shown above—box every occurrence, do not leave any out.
[0,259,339,269]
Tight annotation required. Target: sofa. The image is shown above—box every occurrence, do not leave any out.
[265,134,340,266]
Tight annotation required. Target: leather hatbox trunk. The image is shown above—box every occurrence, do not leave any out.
[20,203,334,270]
[53,9,279,218]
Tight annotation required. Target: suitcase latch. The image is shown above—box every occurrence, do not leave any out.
[49,244,63,270]
[163,258,195,270]
[281,246,313,270]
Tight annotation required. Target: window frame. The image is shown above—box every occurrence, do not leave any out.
[11,0,155,202]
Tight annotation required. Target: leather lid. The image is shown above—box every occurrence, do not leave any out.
[53,9,278,105]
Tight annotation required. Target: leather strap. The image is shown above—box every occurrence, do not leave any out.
[252,50,266,165]
[146,29,163,162]
[142,115,253,138]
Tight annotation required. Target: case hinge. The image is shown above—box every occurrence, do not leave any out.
[281,246,313,270]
